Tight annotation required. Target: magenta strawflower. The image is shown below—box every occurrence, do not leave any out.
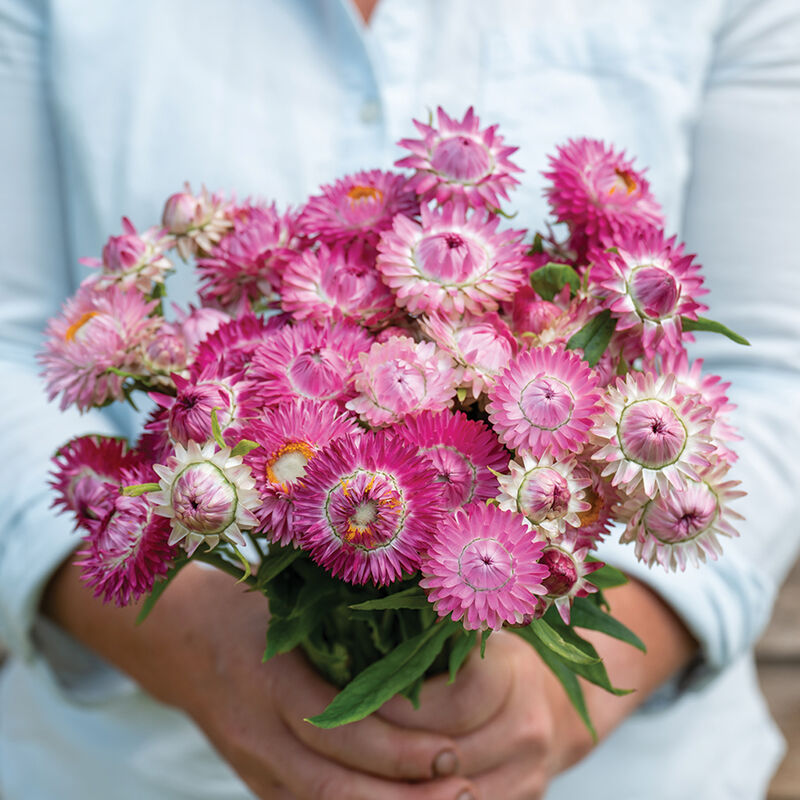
[39,284,160,411]
[50,435,139,529]
[80,218,173,293]
[280,242,396,326]
[496,452,591,538]
[298,169,418,246]
[486,346,603,459]
[389,410,508,512]
[590,228,707,357]
[592,371,715,497]
[239,399,360,546]
[162,184,234,260]
[419,311,517,398]
[294,432,446,585]
[197,203,298,312]
[250,319,373,408]
[173,304,230,355]
[420,503,549,631]
[396,107,522,210]
[377,202,527,316]
[543,138,663,253]
[346,336,462,426]
[536,540,603,624]
[78,467,176,606]
[151,440,260,555]
[620,465,744,571]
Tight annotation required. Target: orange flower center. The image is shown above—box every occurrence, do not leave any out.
[266,441,316,486]
[577,486,604,527]
[346,185,383,204]
[609,169,638,196]
[64,311,99,341]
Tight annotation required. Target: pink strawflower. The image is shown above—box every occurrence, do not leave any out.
[50,435,139,529]
[162,183,234,260]
[250,318,373,408]
[148,372,258,447]
[377,202,527,316]
[509,285,563,337]
[592,371,715,497]
[486,346,603,459]
[78,467,176,606]
[239,399,360,546]
[197,203,298,312]
[190,312,286,379]
[151,440,260,556]
[280,242,396,326]
[563,459,620,550]
[620,465,744,571]
[543,138,664,254]
[389,410,508,512]
[297,170,418,246]
[294,432,446,585]
[346,336,462,426]
[590,228,707,357]
[419,311,517,398]
[140,320,187,383]
[396,107,522,210]
[420,503,549,631]
[173,304,230,355]
[536,540,603,624]
[136,412,174,465]
[80,217,173,293]
[496,452,591,538]
[39,284,160,411]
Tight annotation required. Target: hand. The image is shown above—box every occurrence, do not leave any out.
[44,562,478,800]
[379,580,697,800]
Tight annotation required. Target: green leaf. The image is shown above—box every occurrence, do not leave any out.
[448,629,477,684]
[349,587,430,612]
[136,558,188,624]
[680,315,750,346]
[514,626,596,740]
[570,597,646,653]
[121,482,161,497]
[256,545,302,587]
[306,621,457,728]
[455,387,468,403]
[586,562,628,590]
[210,407,226,448]
[528,618,600,665]
[231,439,261,458]
[530,233,545,255]
[480,628,492,658]
[566,309,617,366]
[400,674,425,709]
[530,262,581,301]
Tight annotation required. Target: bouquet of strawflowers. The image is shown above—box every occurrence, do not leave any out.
[41,107,747,733]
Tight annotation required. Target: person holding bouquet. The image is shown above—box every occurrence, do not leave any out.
[1,1,799,798]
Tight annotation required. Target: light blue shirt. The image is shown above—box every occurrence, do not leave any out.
[1,1,799,797]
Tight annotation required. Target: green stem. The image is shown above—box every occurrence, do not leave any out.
[248,533,266,561]
[195,549,256,587]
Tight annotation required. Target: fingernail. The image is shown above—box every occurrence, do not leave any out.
[456,791,475,800]
[433,748,459,777]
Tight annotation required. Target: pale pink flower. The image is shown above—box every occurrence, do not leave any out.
[590,228,707,357]
[619,465,744,571]
[280,242,396,327]
[162,184,234,260]
[396,107,522,210]
[592,371,715,497]
[173,305,230,354]
[377,202,527,316]
[297,169,418,246]
[346,336,462,426]
[294,432,446,585]
[250,319,373,408]
[239,399,360,546]
[140,320,187,382]
[80,217,173,293]
[496,452,591,538]
[419,311,517,398]
[151,440,260,556]
[421,503,549,631]
[39,285,160,411]
[389,410,508,512]
[486,346,602,459]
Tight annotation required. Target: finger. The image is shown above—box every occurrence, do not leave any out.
[472,759,549,800]
[269,717,478,800]
[272,651,463,781]
[379,633,515,735]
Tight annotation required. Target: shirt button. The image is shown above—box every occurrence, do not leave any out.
[359,99,381,124]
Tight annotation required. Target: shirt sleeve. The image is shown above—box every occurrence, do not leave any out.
[0,0,123,660]
[594,0,800,673]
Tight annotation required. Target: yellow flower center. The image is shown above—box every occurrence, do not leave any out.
[609,169,638,196]
[346,185,383,203]
[64,311,99,341]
